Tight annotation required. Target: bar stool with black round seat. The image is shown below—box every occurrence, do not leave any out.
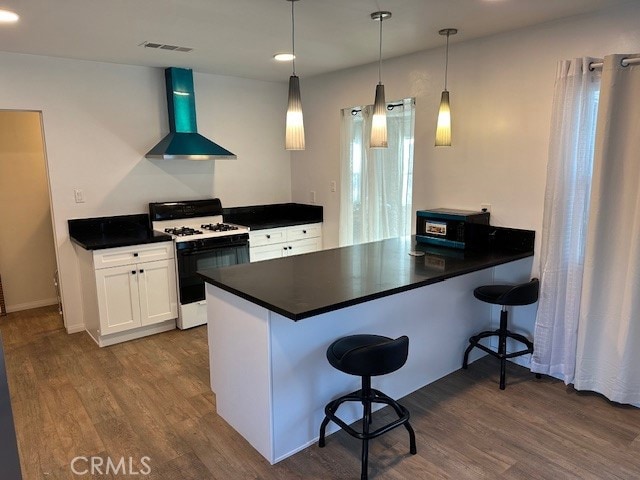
[462,278,541,390]
[319,334,416,480]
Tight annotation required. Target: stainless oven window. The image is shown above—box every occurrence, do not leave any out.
[177,242,249,305]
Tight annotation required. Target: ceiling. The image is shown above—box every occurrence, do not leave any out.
[0,0,630,82]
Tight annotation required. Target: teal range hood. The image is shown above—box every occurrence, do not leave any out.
[146,67,236,160]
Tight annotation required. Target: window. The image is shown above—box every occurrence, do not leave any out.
[339,98,415,246]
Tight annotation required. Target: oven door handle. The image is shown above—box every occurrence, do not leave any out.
[178,241,249,255]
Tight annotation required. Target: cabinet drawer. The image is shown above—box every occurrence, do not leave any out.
[286,223,322,242]
[250,243,287,262]
[93,242,174,269]
[249,228,286,247]
[289,237,322,256]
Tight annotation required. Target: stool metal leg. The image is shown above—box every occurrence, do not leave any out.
[361,403,370,480]
[318,415,330,448]
[498,307,508,390]
[361,376,371,480]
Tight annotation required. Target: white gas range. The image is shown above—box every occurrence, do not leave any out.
[150,199,250,330]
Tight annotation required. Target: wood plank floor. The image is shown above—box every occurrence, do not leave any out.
[2,306,639,479]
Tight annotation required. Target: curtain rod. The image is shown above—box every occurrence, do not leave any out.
[589,56,640,71]
[351,102,405,115]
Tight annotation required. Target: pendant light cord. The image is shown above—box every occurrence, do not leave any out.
[444,31,449,91]
[378,16,383,85]
[291,0,296,75]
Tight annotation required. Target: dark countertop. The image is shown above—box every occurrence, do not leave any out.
[223,203,323,230]
[199,234,534,321]
[0,333,22,480]
[69,214,172,250]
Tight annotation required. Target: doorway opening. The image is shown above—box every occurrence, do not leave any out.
[0,110,61,322]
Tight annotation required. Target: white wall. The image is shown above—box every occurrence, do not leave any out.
[291,3,640,355]
[0,53,291,332]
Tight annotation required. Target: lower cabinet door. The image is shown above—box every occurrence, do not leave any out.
[95,265,141,335]
[137,259,178,326]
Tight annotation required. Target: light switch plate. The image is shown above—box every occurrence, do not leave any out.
[74,189,85,203]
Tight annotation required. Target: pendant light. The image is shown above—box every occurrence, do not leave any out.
[285,0,305,150]
[435,28,457,147]
[370,11,391,149]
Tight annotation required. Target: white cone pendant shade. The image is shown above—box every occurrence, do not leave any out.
[286,75,305,150]
[435,90,451,146]
[370,84,388,148]
[435,28,457,147]
[370,11,391,149]
[284,0,305,150]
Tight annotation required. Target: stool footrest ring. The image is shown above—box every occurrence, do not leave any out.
[323,389,411,440]
[319,386,416,480]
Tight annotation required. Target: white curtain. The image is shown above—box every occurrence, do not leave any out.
[339,99,415,246]
[574,54,640,406]
[531,58,601,382]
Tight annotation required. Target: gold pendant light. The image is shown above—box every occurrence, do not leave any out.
[435,28,458,147]
[370,11,391,149]
[285,0,305,150]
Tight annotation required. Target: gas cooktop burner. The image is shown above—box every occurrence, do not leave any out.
[164,227,203,236]
[201,223,239,232]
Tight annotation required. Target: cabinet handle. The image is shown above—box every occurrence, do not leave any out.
[131,270,136,275]
[303,230,307,234]
[283,246,287,250]
[288,246,292,250]
[133,253,139,257]
[139,269,144,273]
[266,234,271,239]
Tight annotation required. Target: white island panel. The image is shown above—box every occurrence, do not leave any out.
[206,285,274,462]
[207,269,494,464]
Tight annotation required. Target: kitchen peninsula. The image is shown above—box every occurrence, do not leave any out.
[199,231,534,464]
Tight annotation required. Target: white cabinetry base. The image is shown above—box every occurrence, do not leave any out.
[86,318,176,347]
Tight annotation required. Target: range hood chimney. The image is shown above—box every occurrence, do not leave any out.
[146,67,236,160]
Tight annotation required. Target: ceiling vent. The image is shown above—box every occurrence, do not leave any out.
[140,41,193,53]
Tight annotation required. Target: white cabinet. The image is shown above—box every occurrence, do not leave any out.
[137,259,178,326]
[94,264,141,335]
[250,223,322,262]
[77,242,178,346]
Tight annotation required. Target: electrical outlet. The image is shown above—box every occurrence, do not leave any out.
[480,203,491,213]
[310,191,316,204]
[330,181,337,193]
[74,189,85,203]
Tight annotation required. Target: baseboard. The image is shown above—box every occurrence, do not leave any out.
[65,324,85,334]
[6,298,58,313]
[508,354,532,369]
